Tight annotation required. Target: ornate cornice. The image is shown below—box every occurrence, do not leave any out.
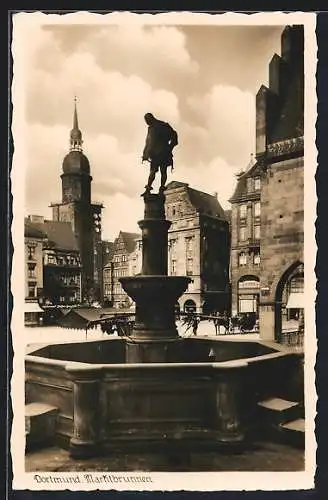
[267,136,304,159]
[229,191,261,205]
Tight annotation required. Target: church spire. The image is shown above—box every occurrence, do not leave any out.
[70,96,83,152]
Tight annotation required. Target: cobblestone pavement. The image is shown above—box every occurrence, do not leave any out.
[26,441,304,472]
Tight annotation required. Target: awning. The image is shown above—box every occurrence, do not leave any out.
[24,302,43,313]
[286,292,304,309]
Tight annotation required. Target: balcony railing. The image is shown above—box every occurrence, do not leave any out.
[247,238,260,248]
[45,261,82,268]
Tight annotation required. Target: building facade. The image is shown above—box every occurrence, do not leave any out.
[128,236,142,277]
[25,215,82,306]
[101,241,114,306]
[50,100,103,303]
[229,25,304,341]
[24,218,46,325]
[109,231,140,308]
[229,155,261,318]
[165,181,230,314]
[257,25,304,341]
[104,183,230,314]
[103,261,113,307]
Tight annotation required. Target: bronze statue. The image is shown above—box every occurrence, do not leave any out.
[141,113,178,195]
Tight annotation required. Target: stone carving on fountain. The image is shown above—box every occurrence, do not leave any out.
[119,192,191,363]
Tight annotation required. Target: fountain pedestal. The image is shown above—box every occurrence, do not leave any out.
[120,193,191,363]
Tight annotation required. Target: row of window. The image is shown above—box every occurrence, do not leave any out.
[27,262,36,278]
[238,252,260,266]
[239,201,261,219]
[113,282,123,293]
[46,254,80,266]
[113,254,128,263]
[103,269,111,281]
[169,236,194,252]
[288,275,304,293]
[170,258,193,276]
[58,275,80,285]
[247,176,261,193]
[113,268,128,278]
[56,295,79,303]
[239,225,260,242]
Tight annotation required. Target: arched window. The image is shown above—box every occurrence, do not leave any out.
[184,299,196,313]
[274,261,304,341]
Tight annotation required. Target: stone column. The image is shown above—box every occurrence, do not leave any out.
[214,363,247,446]
[259,300,276,341]
[140,193,171,275]
[120,192,191,363]
[66,365,103,458]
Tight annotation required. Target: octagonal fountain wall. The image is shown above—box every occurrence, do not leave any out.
[25,336,302,457]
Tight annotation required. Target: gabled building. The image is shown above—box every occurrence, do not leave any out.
[128,235,142,278]
[24,217,46,325]
[229,154,261,317]
[164,181,230,314]
[109,231,140,308]
[102,242,115,307]
[25,215,82,306]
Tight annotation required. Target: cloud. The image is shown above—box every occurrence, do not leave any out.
[101,193,143,241]
[171,156,240,211]
[185,84,255,165]
[21,22,280,240]
[26,40,181,151]
[25,123,67,216]
[49,24,199,92]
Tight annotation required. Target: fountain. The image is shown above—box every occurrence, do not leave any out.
[121,192,191,363]
[25,188,302,461]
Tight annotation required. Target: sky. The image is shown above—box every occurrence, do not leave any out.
[23,21,284,241]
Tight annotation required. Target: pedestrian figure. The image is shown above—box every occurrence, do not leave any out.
[141,113,178,195]
[183,313,194,336]
[192,316,199,336]
[213,313,220,336]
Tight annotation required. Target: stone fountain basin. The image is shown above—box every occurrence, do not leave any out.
[119,275,191,302]
[25,337,302,457]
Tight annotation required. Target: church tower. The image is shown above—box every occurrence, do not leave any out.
[51,99,103,302]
